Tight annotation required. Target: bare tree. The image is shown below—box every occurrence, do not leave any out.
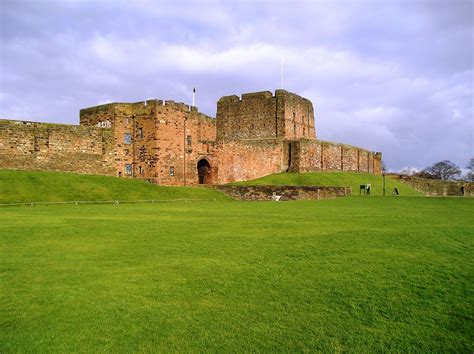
[414,170,437,179]
[466,158,474,182]
[399,167,419,176]
[421,160,461,180]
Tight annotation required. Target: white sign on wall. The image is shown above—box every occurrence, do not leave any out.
[96,120,112,128]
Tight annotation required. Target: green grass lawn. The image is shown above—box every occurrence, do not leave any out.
[0,170,228,203]
[231,171,422,196]
[1,197,472,352]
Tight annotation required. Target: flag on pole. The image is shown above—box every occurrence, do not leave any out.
[193,87,196,93]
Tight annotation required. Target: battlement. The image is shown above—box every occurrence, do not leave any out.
[241,90,273,100]
[217,95,240,104]
[80,99,200,115]
[80,98,215,128]
[0,118,110,133]
[156,100,197,113]
[218,89,299,103]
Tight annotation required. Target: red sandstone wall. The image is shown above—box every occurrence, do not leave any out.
[342,146,358,172]
[81,103,135,178]
[151,101,216,186]
[296,139,382,175]
[359,150,369,173]
[215,139,284,184]
[80,100,217,185]
[0,120,115,175]
[322,142,342,171]
[295,139,322,171]
[280,90,316,140]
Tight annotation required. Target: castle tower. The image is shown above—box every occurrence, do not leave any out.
[216,89,316,141]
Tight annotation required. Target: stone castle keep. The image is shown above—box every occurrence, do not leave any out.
[0,89,382,185]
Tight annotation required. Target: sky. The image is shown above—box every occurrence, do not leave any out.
[0,0,472,171]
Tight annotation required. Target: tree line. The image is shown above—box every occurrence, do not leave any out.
[391,158,474,182]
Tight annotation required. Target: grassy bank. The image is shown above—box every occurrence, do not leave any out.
[0,170,228,203]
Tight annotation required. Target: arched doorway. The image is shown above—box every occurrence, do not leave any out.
[197,159,212,184]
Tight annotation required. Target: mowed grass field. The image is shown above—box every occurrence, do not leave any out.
[1,196,473,352]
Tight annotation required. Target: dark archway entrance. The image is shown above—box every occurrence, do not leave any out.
[197,159,212,184]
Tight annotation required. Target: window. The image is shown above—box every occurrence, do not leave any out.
[138,128,143,139]
[169,166,175,176]
[124,133,132,144]
[186,135,192,146]
[138,166,143,175]
[125,164,132,176]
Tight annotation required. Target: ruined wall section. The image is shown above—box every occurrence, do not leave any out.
[215,185,351,201]
[389,175,474,197]
[0,119,115,175]
[295,139,382,175]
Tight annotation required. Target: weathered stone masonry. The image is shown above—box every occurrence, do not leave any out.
[215,185,351,201]
[0,89,382,185]
[0,119,115,175]
[389,175,474,197]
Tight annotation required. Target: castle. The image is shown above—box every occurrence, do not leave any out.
[0,89,382,185]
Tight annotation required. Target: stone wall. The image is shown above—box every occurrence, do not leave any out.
[293,139,382,174]
[216,89,315,141]
[281,91,316,140]
[215,139,284,184]
[215,185,351,201]
[389,175,474,196]
[0,119,115,175]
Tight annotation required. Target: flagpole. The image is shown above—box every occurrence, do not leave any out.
[281,56,284,89]
[192,87,195,107]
